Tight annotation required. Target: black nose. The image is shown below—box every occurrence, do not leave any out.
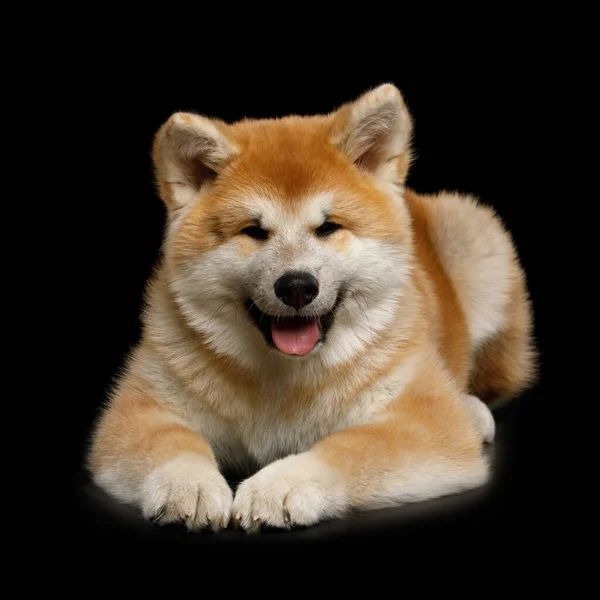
[274,271,319,310]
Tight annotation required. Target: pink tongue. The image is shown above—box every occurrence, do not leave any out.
[271,319,320,355]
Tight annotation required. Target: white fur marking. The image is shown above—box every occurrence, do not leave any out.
[231,452,347,531]
[140,452,233,531]
[463,394,496,443]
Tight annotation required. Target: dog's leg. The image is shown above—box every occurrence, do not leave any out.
[232,369,490,531]
[87,385,232,531]
[463,394,496,443]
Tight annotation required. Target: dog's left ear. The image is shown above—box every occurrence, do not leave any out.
[331,83,413,185]
[152,112,238,212]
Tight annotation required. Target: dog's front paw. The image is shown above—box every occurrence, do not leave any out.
[140,453,233,531]
[231,453,347,532]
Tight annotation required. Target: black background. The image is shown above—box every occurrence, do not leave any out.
[70,74,550,550]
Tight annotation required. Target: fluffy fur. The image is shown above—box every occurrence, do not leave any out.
[87,84,537,532]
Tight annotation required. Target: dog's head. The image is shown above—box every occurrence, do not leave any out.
[153,84,415,368]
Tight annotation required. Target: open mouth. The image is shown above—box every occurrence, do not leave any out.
[244,294,342,356]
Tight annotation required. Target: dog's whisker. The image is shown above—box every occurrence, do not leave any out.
[353,294,372,327]
[209,300,230,322]
[234,301,243,324]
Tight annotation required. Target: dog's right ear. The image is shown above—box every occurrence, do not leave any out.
[152,112,238,211]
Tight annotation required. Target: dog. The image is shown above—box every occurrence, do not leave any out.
[87,84,536,532]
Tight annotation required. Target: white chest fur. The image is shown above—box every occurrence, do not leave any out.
[139,343,425,471]
[195,351,423,469]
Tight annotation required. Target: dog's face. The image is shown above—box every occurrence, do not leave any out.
[154,84,414,368]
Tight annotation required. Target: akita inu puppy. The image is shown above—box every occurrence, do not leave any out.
[87,84,536,532]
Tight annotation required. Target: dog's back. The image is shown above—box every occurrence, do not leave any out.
[405,189,536,404]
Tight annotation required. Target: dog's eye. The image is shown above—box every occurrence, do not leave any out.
[241,225,269,240]
[316,221,342,237]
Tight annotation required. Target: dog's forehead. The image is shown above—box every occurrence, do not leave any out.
[223,117,353,202]
[245,193,334,226]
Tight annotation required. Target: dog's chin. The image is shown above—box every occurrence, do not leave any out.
[244,293,342,357]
